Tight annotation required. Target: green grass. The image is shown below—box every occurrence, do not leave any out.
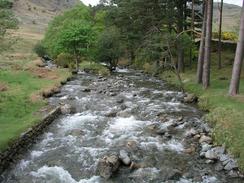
[80,61,110,76]
[0,71,50,150]
[159,50,244,171]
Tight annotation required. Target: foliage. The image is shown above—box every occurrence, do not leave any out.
[57,20,94,60]
[55,53,75,69]
[96,28,123,70]
[213,31,238,41]
[43,5,92,58]
[80,61,110,76]
[33,42,47,58]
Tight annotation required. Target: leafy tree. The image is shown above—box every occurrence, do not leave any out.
[96,28,123,70]
[56,20,95,71]
[43,4,92,57]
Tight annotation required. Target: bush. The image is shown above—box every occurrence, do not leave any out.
[213,32,238,41]
[80,62,110,76]
[55,53,75,69]
[33,42,47,58]
[143,62,157,75]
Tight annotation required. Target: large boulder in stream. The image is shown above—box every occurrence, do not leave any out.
[97,155,120,179]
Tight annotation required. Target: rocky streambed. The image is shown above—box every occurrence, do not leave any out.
[1,69,243,183]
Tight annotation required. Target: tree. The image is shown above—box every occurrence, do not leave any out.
[229,1,244,96]
[43,5,91,58]
[197,1,207,84]
[0,0,18,53]
[176,0,185,73]
[57,20,95,71]
[217,0,223,69]
[97,28,123,70]
[202,0,213,89]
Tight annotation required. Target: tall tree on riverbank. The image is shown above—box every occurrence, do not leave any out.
[197,1,207,84]
[217,0,223,69]
[229,1,244,96]
[202,0,213,89]
[176,0,185,73]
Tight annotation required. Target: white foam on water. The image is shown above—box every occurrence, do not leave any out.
[40,132,55,146]
[202,176,218,183]
[129,167,160,179]
[31,150,44,159]
[108,116,145,133]
[31,166,101,183]
[140,137,184,153]
[58,114,99,132]
[116,68,130,73]
[165,139,184,153]
[18,160,30,170]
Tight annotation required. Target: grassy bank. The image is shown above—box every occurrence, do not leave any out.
[0,28,71,151]
[158,50,244,171]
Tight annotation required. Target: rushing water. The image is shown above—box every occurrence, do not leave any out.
[1,70,243,183]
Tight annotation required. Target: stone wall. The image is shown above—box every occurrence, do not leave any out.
[0,106,61,173]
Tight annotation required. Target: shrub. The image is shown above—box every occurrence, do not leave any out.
[80,62,110,76]
[213,32,238,41]
[33,42,47,58]
[55,53,75,69]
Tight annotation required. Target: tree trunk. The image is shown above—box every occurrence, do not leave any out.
[177,0,185,73]
[229,1,244,96]
[189,0,195,69]
[218,0,223,69]
[202,0,213,89]
[197,1,207,84]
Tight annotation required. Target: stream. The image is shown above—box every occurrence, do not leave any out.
[1,69,243,183]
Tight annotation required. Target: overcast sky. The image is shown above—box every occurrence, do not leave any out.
[81,0,243,6]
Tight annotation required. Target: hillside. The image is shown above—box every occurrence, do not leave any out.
[12,0,81,33]
[213,2,241,32]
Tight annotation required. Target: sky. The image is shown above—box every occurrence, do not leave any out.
[81,0,243,7]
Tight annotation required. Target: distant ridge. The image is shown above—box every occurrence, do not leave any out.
[213,2,241,32]
[13,0,81,32]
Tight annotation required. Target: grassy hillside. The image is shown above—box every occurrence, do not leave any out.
[13,0,81,33]
[213,2,241,33]
[0,1,76,151]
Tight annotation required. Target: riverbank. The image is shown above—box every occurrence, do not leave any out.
[0,28,71,152]
[158,51,244,171]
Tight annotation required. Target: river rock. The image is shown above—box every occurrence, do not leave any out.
[116,98,124,104]
[215,162,224,171]
[120,104,127,110]
[82,88,91,92]
[212,146,225,156]
[224,159,238,171]
[185,128,197,137]
[60,104,74,114]
[205,150,218,160]
[228,170,239,178]
[105,111,117,118]
[97,155,120,179]
[199,135,212,144]
[119,150,131,166]
[183,93,198,103]
[201,143,212,152]
[219,154,230,162]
